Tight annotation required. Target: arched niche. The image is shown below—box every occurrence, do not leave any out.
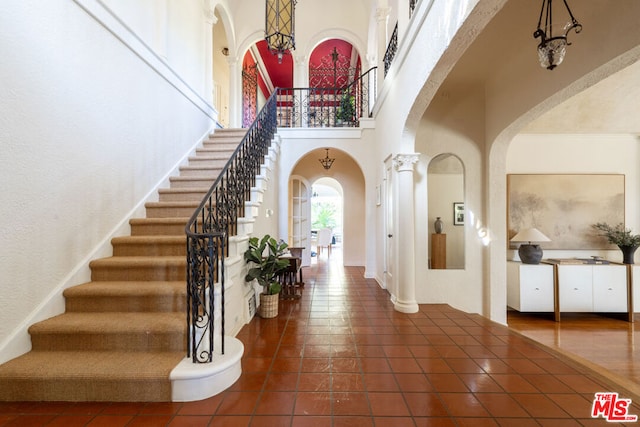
[428,154,465,269]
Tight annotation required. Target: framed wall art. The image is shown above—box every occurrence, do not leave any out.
[453,202,464,226]
[507,174,625,250]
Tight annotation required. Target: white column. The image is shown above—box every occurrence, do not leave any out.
[393,153,420,313]
[228,57,241,128]
[202,2,216,106]
[376,7,390,95]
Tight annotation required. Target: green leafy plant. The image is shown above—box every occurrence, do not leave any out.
[243,235,290,295]
[311,201,337,230]
[592,222,640,247]
[336,92,355,123]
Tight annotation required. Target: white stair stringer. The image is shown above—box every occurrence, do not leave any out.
[169,136,279,402]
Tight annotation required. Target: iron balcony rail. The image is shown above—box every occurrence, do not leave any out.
[184,67,377,364]
[384,23,398,77]
[275,67,377,128]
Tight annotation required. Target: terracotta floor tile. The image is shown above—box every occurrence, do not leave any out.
[368,392,410,416]
[474,393,529,418]
[388,357,422,373]
[166,415,212,427]
[332,415,374,427]
[332,392,370,416]
[2,262,640,426]
[216,391,260,415]
[394,373,433,392]
[249,415,291,427]
[403,392,448,417]
[427,373,470,392]
[332,373,365,391]
[359,357,391,373]
[490,374,538,393]
[417,358,454,373]
[264,372,299,391]
[438,393,491,417]
[294,392,332,416]
[511,393,571,418]
[298,372,331,391]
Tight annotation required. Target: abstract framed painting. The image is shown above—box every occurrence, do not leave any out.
[507,174,624,249]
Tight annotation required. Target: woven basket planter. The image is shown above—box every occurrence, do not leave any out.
[259,292,279,318]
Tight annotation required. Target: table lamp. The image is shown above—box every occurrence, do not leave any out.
[510,228,551,264]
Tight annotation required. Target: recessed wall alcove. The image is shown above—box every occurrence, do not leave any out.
[428,154,465,269]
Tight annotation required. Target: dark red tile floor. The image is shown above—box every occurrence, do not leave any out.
[1,252,639,426]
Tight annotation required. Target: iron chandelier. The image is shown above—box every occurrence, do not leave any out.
[533,0,582,70]
[265,0,297,64]
[319,148,335,170]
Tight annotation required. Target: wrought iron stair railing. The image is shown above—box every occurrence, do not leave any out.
[185,92,277,363]
[184,67,377,364]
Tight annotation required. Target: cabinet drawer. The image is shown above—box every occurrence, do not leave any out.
[558,266,593,312]
[593,265,627,312]
[520,278,554,312]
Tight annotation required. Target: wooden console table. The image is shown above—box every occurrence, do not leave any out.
[431,233,446,269]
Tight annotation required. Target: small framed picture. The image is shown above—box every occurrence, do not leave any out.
[453,202,464,226]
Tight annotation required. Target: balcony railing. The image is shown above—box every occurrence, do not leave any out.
[383,23,398,77]
[276,67,377,128]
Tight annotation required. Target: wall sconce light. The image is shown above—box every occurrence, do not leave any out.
[319,148,335,170]
[533,0,582,70]
[265,0,297,64]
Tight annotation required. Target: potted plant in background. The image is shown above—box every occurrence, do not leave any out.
[592,222,640,264]
[336,91,355,126]
[244,235,290,318]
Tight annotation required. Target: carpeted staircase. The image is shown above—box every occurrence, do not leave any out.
[0,129,246,402]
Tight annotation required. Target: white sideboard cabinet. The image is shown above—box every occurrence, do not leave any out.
[508,261,632,320]
[557,264,627,313]
[507,261,554,312]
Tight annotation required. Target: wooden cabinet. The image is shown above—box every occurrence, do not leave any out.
[507,262,554,312]
[431,234,446,269]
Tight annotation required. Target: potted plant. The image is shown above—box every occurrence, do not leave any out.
[336,92,355,125]
[592,222,640,264]
[244,235,290,317]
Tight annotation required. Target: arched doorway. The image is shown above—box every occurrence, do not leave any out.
[311,178,344,263]
[287,148,366,268]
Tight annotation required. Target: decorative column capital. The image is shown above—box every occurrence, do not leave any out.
[376,7,391,22]
[202,0,217,25]
[393,153,420,172]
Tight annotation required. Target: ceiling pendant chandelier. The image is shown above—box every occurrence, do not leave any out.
[319,148,335,170]
[265,0,297,64]
[533,0,582,70]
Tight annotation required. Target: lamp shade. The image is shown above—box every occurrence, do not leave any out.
[510,228,551,243]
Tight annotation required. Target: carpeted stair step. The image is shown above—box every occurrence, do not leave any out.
[29,312,185,352]
[64,281,186,313]
[129,217,189,236]
[112,236,186,256]
[0,351,183,401]
[145,201,206,218]
[158,187,210,202]
[169,175,218,189]
[187,154,230,168]
[178,165,223,178]
[90,256,186,281]
[195,147,237,156]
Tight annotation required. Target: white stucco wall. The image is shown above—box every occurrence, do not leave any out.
[0,0,214,362]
